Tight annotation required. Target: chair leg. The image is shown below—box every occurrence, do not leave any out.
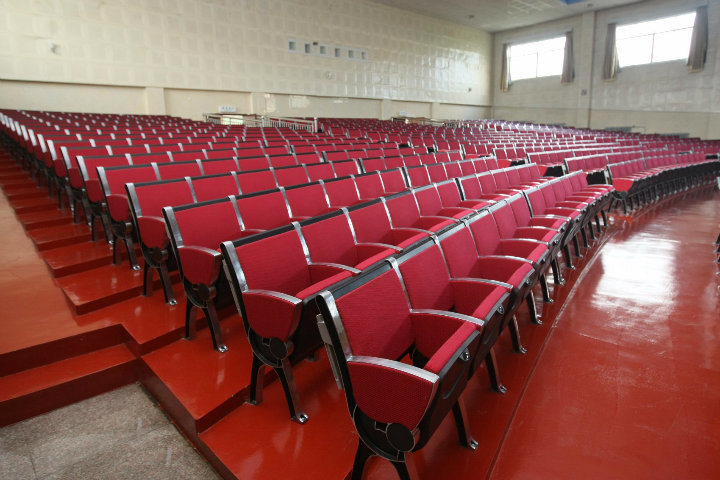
[142,261,154,297]
[508,314,526,355]
[573,234,583,257]
[347,440,376,480]
[248,354,266,406]
[563,243,575,269]
[184,298,198,339]
[485,348,506,394]
[581,226,590,249]
[540,273,552,303]
[99,213,113,244]
[526,291,541,325]
[203,303,227,353]
[157,262,177,305]
[125,236,140,270]
[276,357,309,424]
[551,258,564,286]
[451,397,477,450]
[601,209,608,227]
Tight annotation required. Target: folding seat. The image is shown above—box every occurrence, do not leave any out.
[323,177,362,208]
[283,182,335,219]
[295,152,322,164]
[437,223,536,354]
[436,179,492,211]
[305,162,335,182]
[221,225,355,422]
[169,150,205,162]
[444,161,462,180]
[126,178,198,304]
[156,160,203,180]
[353,172,385,201]
[465,209,551,322]
[359,157,386,173]
[383,190,457,234]
[315,262,481,478]
[393,239,510,389]
[269,154,298,168]
[98,164,159,269]
[273,165,310,187]
[164,197,248,352]
[235,189,299,231]
[236,156,270,171]
[235,169,277,193]
[59,145,110,216]
[77,155,132,242]
[427,163,448,183]
[196,158,237,175]
[413,184,475,220]
[384,156,406,169]
[331,159,360,177]
[346,199,429,249]
[296,211,396,271]
[190,172,242,202]
[204,148,237,160]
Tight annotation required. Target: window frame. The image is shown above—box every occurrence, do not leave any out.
[507,35,567,82]
[615,11,696,68]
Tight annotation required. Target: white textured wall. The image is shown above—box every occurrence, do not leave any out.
[0,0,492,119]
[492,0,720,138]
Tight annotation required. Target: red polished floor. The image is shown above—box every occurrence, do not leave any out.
[1,145,718,480]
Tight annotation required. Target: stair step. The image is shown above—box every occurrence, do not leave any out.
[10,196,58,214]
[4,186,47,201]
[0,344,137,427]
[28,222,93,251]
[57,264,180,315]
[16,209,73,230]
[42,240,116,277]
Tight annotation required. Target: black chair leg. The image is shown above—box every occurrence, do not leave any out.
[248,354,266,406]
[485,348,507,394]
[540,273,552,303]
[185,301,197,340]
[508,314,526,355]
[563,243,574,269]
[551,258,564,285]
[276,358,308,424]
[203,304,227,353]
[527,291,541,325]
[158,262,177,305]
[452,397,477,450]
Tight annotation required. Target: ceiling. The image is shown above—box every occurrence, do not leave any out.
[371,0,643,32]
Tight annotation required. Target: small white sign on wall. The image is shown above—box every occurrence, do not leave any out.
[218,105,237,113]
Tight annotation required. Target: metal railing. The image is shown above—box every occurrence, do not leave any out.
[203,114,318,132]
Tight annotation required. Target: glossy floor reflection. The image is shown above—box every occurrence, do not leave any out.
[2,144,719,479]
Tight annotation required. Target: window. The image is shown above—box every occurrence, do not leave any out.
[509,36,566,81]
[616,12,696,67]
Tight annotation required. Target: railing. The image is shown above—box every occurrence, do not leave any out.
[202,114,264,126]
[202,114,317,132]
[262,116,318,132]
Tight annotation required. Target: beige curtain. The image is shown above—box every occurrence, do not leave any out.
[688,6,708,72]
[500,43,511,92]
[561,31,575,84]
[602,23,619,80]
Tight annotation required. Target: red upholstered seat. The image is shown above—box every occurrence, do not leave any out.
[346,199,429,249]
[274,165,309,187]
[222,225,355,423]
[323,177,362,208]
[156,160,203,180]
[413,184,475,220]
[353,172,385,201]
[315,263,482,479]
[126,178,196,305]
[405,165,431,187]
[305,162,335,182]
[190,172,241,201]
[235,189,296,231]
[235,169,277,193]
[297,211,396,272]
[436,179,492,211]
[383,191,456,233]
[379,168,408,194]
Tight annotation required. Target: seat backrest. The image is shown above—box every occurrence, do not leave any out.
[443,162,462,180]
[170,150,205,163]
[395,241,452,312]
[283,182,332,218]
[297,212,358,267]
[274,165,309,187]
[491,170,511,190]
[353,172,385,200]
[437,224,481,278]
[236,189,293,231]
[346,200,393,244]
[508,195,533,227]
[459,160,476,176]
[525,188,548,216]
[405,165,431,188]
[296,152,322,164]
[166,198,243,250]
[427,163,448,183]
[466,209,503,255]
[237,156,270,171]
[331,159,360,177]
[436,180,463,208]
[331,265,413,360]
[204,148,237,160]
[201,158,239,175]
[156,160,203,180]
[127,178,195,220]
[458,174,482,199]
[306,163,336,182]
[129,152,172,165]
[99,164,159,198]
[384,191,421,228]
[478,172,498,194]
[269,154,298,168]
[488,202,519,239]
[324,177,361,207]
[236,169,278,193]
[227,225,312,296]
[190,173,241,202]
[360,157,387,173]
[413,185,444,217]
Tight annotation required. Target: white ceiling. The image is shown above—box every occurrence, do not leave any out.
[371,0,643,32]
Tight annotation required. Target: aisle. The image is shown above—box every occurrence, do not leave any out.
[488,188,720,480]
